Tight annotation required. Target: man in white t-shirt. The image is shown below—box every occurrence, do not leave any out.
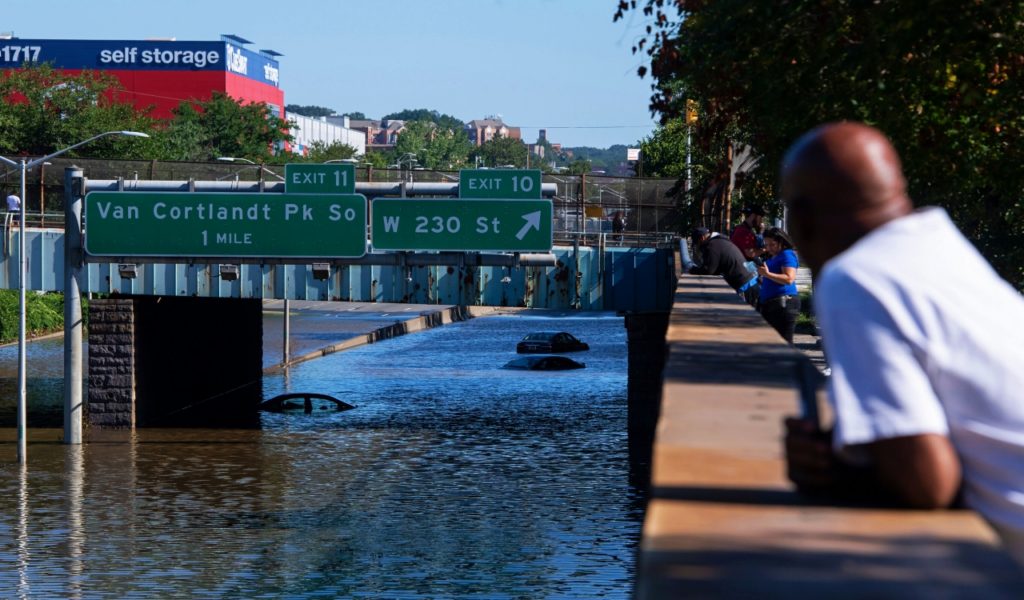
[6,194,20,213]
[781,122,1024,564]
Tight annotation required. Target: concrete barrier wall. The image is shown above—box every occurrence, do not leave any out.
[636,274,1024,597]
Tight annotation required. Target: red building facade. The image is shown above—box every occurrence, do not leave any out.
[0,35,283,118]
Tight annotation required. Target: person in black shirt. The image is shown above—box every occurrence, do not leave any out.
[683,227,760,307]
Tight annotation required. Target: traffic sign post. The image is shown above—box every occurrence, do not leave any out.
[284,163,355,194]
[84,191,367,258]
[459,169,541,199]
[371,198,552,252]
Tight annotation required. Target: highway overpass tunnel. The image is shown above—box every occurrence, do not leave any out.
[87,296,263,428]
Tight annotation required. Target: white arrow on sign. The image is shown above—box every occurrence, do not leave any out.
[515,211,541,240]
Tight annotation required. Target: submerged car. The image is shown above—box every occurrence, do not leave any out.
[259,393,355,414]
[516,332,590,354]
[503,355,586,371]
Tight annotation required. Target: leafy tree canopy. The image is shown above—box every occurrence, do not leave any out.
[362,150,390,169]
[0,64,154,159]
[285,104,336,118]
[343,111,367,120]
[392,120,473,170]
[161,92,293,162]
[276,140,358,165]
[566,159,593,176]
[617,0,1024,286]
[382,108,465,132]
[636,121,690,179]
[471,134,528,168]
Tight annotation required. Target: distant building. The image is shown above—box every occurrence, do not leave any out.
[285,114,366,156]
[346,118,406,151]
[465,117,521,146]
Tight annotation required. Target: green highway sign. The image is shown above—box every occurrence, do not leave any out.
[84,192,367,258]
[285,163,355,194]
[371,198,552,252]
[459,169,541,199]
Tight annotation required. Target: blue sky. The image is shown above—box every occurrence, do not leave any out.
[2,0,659,149]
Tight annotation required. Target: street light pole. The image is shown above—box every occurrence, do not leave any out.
[216,156,284,182]
[0,130,149,463]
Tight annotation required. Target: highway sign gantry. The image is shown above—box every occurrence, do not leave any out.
[84,191,367,258]
[370,198,552,252]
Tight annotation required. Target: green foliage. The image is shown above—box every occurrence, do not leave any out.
[471,134,528,168]
[382,108,465,132]
[392,120,473,170]
[566,159,593,175]
[620,1,1024,286]
[637,121,690,178]
[362,150,390,169]
[795,290,817,335]
[0,291,68,343]
[0,64,155,159]
[156,92,292,162]
[285,104,335,118]
[563,145,629,170]
[343,111,367,120]
[296,141,359,163]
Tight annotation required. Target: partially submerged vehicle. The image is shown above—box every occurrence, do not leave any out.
[259,393,355,414]
[503,355,586,371]
[516,332,590,354]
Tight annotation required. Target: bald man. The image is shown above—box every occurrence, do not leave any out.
[782,122,1024,564]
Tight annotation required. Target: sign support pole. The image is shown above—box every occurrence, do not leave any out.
[64,167,84,445]
[283,296,290,368]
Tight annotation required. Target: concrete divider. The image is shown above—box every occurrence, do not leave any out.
[637,274,1023,597]
[262,302,513,374]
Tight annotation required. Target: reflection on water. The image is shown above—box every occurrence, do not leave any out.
[0,314,641,598]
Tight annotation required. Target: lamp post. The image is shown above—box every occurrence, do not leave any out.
[216,156,284,183]
[0,130,149,464]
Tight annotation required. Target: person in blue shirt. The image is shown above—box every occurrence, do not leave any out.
[757,227,801,342]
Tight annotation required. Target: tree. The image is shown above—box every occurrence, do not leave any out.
[567,159,593,176]
[0,64,155,159]
[363,150,389,169]
[158,92,292,162]
[285,104,335,118]
[392,120,473,170]
[636,121,690,179]
[383,108,465,132]
[472,134,528,168]
[299,138,360,160]
[617,1,1024,286]
[343,111,367,120]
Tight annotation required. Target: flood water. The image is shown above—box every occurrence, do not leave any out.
[0,313,642,598]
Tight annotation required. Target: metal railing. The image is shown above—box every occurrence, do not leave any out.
[5,158,686,247]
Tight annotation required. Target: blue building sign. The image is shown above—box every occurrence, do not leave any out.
[0,39,280,86]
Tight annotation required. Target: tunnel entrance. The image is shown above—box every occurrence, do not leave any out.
[88,296,263,428]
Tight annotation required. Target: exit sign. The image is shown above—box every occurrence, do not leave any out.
[459,169,541,199]
[371,198,552,252]
[285,163,355,194]
[84,191,367,258]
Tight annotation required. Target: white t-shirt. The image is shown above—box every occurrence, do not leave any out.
[817,207,1024,562]
[6,194,19,212]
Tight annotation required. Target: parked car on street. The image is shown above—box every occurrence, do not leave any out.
[503,355,586,371]
[516,332,590,354]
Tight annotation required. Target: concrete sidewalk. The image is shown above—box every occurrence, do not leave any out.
[637,275,1023,598]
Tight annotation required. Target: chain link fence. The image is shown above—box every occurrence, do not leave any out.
[5,158,685,246]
